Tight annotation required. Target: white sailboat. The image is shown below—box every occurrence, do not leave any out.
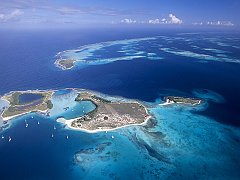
[66,135,69,139]
[1,135,4,139]
[54,126,56,130]
[37,121,40,125]
[8,136,11,142]
[51,133,54,138]
[25,120,28,128]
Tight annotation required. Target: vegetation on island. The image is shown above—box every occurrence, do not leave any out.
[57,59,76,70]
[166,96,202,105]
[72,91,150,131]
[1,91,53,118]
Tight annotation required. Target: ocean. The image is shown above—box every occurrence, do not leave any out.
[0,28,240,179]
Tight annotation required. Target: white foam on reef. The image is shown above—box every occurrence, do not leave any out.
[203,48,228,54]
[147,56,164,60]
[55,34,240,70]
[160,48,240,64]
[147,52,157,56]
[75,55,145,66]
[192,89,225,103]
[217,42,231,47]
[55,36,158,70]
[125,51,145,56]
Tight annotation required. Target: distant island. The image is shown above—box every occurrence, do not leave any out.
[0,89,202,132]
[164,96,202,105]
[55,59,76,70]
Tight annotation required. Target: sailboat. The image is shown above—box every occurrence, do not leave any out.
[1,135,4,139]
[66,135,69,139]
[8,136,11,142]
[54,126,56,130]
[37,121,40,125]
[25,120,28,128]
[51,133,54,138]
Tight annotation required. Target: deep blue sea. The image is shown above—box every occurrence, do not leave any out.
[0,28,240,179]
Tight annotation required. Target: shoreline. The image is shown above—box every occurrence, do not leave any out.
[0,90,54,121]
[1,88,152,133]
[59,114,152,133]
[54,59,76,70]
[1,88,202,134]
[1,109,49,121]
[159,97,202,106]
[60,97,152,133]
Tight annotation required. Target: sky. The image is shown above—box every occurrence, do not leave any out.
[0,0,239,28]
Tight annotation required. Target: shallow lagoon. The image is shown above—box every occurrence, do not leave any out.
[50,90,96,120]
[18,93,44,104]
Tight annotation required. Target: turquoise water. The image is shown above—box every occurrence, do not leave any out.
[57,101,96,120]
[56,35,240,70]
[0,30,240,179]
[49,90,96,120]
[1,89,240,179]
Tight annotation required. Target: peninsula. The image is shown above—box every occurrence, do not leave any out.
[64,91,150,131]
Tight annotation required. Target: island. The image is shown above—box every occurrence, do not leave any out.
[63,91,150,131]
[0,89,202,133]
[1,90,53,120]
[55,59,76,70]
[165,96,202,105]
[0,89,151,132]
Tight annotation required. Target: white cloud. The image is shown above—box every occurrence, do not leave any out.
[0,9,24,22]
[121,18,137,24]
[193,21,234,26]
[149,14,183,25]
[168,14,183,24]
[207,21,234,26]
[148,18,160,24]
[192,22,203,25]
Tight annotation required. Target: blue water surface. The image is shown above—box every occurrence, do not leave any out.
[0,28,240,179]
[19,93,43,104]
